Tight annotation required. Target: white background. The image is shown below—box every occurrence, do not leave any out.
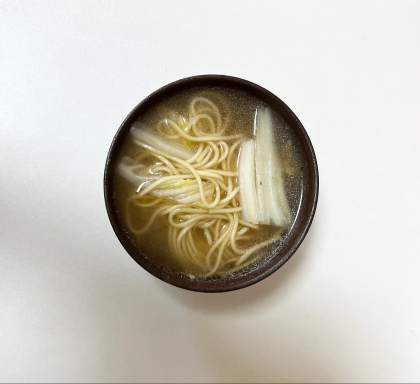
[1,1,420,382]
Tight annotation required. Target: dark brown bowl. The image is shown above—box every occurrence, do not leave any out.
[104,75,318,293]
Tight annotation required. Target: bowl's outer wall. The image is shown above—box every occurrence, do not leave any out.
[104,75,319,292]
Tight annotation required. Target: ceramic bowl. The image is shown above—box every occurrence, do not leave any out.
[104,75,318,292]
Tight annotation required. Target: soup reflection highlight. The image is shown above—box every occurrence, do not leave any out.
[114,89,304,278]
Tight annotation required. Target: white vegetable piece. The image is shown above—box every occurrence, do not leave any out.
[238,139,260,224]
[130,122,194,160]
[254,107,291,226]
[118,160,214,204]
[117,160,160,187]
[237,108,291,227]
[150,180,215,204]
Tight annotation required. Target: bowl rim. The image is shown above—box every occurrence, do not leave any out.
[104,74,319,293]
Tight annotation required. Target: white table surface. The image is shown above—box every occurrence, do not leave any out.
[1,1,420,382]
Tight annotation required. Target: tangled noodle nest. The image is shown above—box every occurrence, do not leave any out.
[122,94,281,276]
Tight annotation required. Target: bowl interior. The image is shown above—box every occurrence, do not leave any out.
[104,75,318,292]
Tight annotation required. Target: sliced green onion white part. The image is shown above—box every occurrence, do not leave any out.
[150,179,214,204]
[131,123,194,160]
[166,184,214,204]
[118,164,214,204]
[149,179,199,197]
[238,139,260,224]
[254,107,291,226]
[237,107,291,227]
[117,159,160,187]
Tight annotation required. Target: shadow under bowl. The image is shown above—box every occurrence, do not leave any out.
[104,75,319,293]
